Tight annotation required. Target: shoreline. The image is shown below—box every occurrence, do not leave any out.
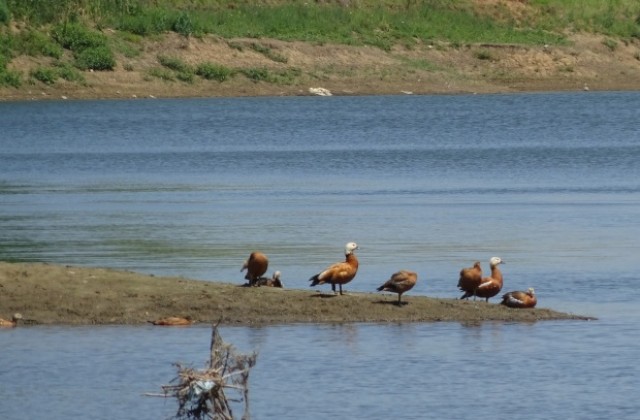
[3,33,640,103]
[0,262,595,326]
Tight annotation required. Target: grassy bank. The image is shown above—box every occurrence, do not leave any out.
[1,1,639,92]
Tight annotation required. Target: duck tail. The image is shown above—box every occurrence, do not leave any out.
[459,291,473,300]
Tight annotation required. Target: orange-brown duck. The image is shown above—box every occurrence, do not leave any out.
[501,288,537,308]
[474,257,505,302]
[309,242,359,295]
[0,313,22,328]
[458,261,482,300]
[241,251,269,286]
[149,316,194,326]
[376,270,418,305]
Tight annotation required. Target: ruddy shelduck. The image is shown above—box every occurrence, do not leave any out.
[149,316,194,326]
[501,288,537,308]
[255,271,284,288]
[474,257,505,302]
[309,242,359,295]
[458,261,483,300]
[376,270,418,305]
[0,313,22,328]
[241,251,269,286]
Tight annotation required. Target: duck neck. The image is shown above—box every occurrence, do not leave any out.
[491,264,503,284]
[346,253,359,269]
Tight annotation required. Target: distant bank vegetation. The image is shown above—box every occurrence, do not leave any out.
[1,0,640,88]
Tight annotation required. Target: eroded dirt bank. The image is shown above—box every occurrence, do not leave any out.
[2,33,639,102]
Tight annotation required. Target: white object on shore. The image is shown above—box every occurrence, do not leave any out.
[309,87,332,96]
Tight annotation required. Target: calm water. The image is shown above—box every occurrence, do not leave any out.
[1,92,639,419]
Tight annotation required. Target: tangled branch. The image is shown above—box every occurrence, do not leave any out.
[149,322,258,420]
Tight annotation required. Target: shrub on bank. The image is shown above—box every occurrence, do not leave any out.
[16,30,63,59]
[51,22,115,71]
[0,68,21,87]
[30,66,57,84]
[74,45,115,70]
[0,46,22,87]
[0,0,10,25]
[195,62,234,82]
[29,62,85,85]
[52,22,107,52]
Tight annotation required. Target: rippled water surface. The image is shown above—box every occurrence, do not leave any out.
[1,92,639,419]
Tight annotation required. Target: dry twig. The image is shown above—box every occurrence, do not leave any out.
[148,322,257,419]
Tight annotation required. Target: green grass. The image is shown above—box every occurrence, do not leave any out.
[0,68,21,87]
[157,54,191,73]
[239,66,301,84]
[4,1,640,51]
[53,61,85,82]
[249,42,288,63]
[148,67,176,81]
[28,61,86,85]
[397,56,440,72]
[110,32,143,58]
[73,45,115,70]
[30,66,57,84]
[15,29,64,58]
[2,0,640,89]
[529,0,640,38]
[195,62,234,82]
[4,1,640,44]
[157,55,194,82]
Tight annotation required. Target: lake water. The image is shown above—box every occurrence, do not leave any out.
[1,92,639,419]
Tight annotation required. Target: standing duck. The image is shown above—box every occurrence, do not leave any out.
[474,257,505,302]
[501,288,537,308]
[458,261,483,300]
[0,313,22,328]
[376,270,418,305]
[309,242,359,295]
[241,251,269,286]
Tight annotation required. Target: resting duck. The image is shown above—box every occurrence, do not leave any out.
[255,271,284,288]
[376,270,418,305]
[474,257,505,302]
[309,242,359,295]
[0,313,22,328]
[241,251,269,286]
[501,288,537,308]
[458,261,482,300]
[149,316,194,326]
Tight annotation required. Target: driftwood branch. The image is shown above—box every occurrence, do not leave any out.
[149,321,258,419]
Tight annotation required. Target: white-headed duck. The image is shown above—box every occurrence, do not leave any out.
[0,313,22,328]
[309,242,359,295]
[501,287,537,308]
[474,257,505,302]
[255,271,284,288]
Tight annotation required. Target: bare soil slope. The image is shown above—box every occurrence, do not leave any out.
[2,33,640,101]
